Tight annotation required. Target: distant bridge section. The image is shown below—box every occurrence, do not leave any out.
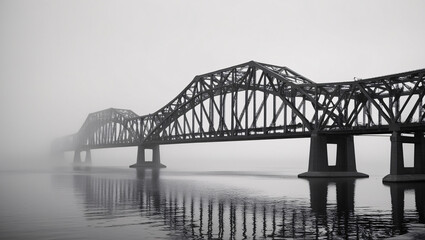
[53,61,425,182]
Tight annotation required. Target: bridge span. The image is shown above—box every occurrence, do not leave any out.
[52,61,425,182]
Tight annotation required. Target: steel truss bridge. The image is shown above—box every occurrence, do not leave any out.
[53,61,425,182]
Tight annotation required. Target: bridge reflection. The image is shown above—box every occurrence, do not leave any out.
[71,169,425,239]
[385,182,425,234]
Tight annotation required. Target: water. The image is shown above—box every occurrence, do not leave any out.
[0,166,424,239]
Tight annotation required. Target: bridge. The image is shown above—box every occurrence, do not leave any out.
[52,61,425,182]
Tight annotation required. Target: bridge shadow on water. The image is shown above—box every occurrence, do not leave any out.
[71,167,425,239]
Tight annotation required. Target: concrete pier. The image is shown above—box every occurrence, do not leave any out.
[383,131,425,182]
[73,150,81,164]
[130,145,166,168]
[73,149,92,166]
[85,150,91,163]
[299,133,368,178]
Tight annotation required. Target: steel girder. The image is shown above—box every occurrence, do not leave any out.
[143,61,317,143]
[52,62,425,151]
[54,108,141,150]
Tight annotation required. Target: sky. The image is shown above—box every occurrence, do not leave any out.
[1,0,425,174]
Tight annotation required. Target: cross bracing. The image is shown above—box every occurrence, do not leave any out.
[53,61,425,151]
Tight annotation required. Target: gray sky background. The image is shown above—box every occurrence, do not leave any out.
[1,0,425,174]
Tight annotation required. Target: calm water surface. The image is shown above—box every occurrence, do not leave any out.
[0,166,424,239]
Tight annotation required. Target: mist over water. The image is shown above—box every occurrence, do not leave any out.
[1,0,425,172]
[1,0,425,239]
[1,166,424,239]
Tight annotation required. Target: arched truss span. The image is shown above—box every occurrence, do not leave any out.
[142,62,425,143]
[75,108,141,148]
[53,61,425,151]
[143,62,318,142]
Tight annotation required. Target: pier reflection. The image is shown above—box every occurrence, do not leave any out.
[307,178,356,239]
[385,182,425,234]
[308,178,355,216]
[71,169,425,239]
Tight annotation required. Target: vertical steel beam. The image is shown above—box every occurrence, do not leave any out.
[263,76,267,134]
[302,96,306,132]
[273,95,276,133]
[253,78,257,129]
[284,102,287,132]
[209,88,214,135]
[290,90,296,125]
[245,77,249,136]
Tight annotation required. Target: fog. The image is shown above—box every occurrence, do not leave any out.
[1,0,424,175]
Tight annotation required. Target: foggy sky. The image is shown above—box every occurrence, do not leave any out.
[1,0,425,173]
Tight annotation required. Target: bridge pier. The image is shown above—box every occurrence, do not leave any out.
[383,131,425,182]
[73,149,91,165]
[73,150,81,164]
[298,133,368,178]
[85,150,91,163]
[130,145,166,168]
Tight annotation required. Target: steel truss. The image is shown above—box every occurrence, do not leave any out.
[53,61,425,151]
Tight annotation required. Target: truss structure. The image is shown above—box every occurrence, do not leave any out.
[53,61,425,151]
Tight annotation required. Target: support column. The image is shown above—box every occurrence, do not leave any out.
[85,150,92,163]
[298,133,368,178]
[334,135,357,172]
[73,150,81,164]
[307,133,328,172]
[130,145,166,168]
[137,145,146,164]
[383,131,425,182]
[414,131,425,174]
[390,132,404,175]
[152,145,160,165]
